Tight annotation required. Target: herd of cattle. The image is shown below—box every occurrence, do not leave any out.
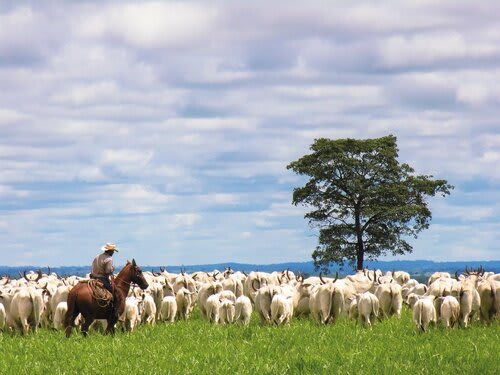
[0,266,499,335]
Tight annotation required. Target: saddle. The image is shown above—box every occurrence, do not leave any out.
[82,279,114,307]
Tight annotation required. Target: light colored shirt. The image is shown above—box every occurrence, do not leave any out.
[91,252,115,277]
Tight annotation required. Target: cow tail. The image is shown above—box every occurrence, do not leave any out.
[327,288,336,323]
[452,305,459,328]
[418,305,424,332]
[390,287,394,314]
[29,289,42,329]
[234,302,241,322]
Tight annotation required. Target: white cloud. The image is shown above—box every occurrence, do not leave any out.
[377,33,469,68]
[51,81,120,105]
[0,185,30,198]
[77,2,217,49]
[0,108,28,124]
[173,213,201,228]
[100,149,154,167]
[163,117,259,131]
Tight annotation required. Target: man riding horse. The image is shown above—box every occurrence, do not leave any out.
[90,242,122,320]
[64,244,149,336]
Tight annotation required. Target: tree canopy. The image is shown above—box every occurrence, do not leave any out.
[287,135,453,271]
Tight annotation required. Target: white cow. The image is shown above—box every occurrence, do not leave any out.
[120,297,141,332]
[53,301,68,330]
[173,273,197,296]
[219,290,237,303]
[176,287,195,320]
[402,283,427,301]
[159,296,177,323]
[439,296,460,328]
[205,294,221,323]
[50,285,71,321]
[146,282,164,320]
[219,299,235,325]
[140,292,157,325]
[243,272,272,304]
[477,278,499,323]
[374,282,402,318]
[392,271,410,286]
[255,285,282,324]
[271,294,293,326]
[426,277,456,298]
[427,272,451,286]
[355,292,379,328]
[234,295,252,326]
[222,277,243,298]
[309,282,344,324]
[9,287,46,335]
[451,281,480,327]
[413,296,437,332]
[197,282,223,319]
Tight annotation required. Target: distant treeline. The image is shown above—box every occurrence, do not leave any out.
[1,260,499,279]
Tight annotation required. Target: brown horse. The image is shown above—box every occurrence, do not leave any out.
[64,259,149,337]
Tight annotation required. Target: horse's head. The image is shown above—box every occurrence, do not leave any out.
[128,259,149,290]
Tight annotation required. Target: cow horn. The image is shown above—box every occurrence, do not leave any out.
[251,279,260,292]
[286,269,291,280]
[38,280,48,289]
[332,271,338,283]
[465,266,470,275]
[242,271,248,277]
[319,272,326,285]
[455,271,460,281]
[367,270,372,281]
[160,266,165,273]
[377,276,382,284]
[36,269,43,281]
[23,270,30,281]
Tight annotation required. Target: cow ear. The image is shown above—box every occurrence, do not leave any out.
[126,260,131,265]
[132,259,137,267]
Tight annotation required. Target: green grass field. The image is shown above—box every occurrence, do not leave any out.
[1,307,498,375]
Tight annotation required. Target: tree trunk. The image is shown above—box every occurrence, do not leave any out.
[356,244,364,271]
[355,210,364,271]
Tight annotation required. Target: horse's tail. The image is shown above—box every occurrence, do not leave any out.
[64,284,80,336]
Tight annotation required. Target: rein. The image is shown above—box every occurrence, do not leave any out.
[113,266,140,291]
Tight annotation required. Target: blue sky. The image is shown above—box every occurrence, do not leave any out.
[0,1,499,266]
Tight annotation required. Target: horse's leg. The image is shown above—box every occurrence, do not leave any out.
[81,317,94,337]
[64,307,80,337]
[105,315,118,336]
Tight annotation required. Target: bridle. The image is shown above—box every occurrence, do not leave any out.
[114,266,146,289]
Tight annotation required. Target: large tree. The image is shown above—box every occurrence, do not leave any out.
[287,135,453,271]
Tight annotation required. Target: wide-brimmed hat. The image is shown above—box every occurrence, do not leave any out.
[101,243,118,252]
